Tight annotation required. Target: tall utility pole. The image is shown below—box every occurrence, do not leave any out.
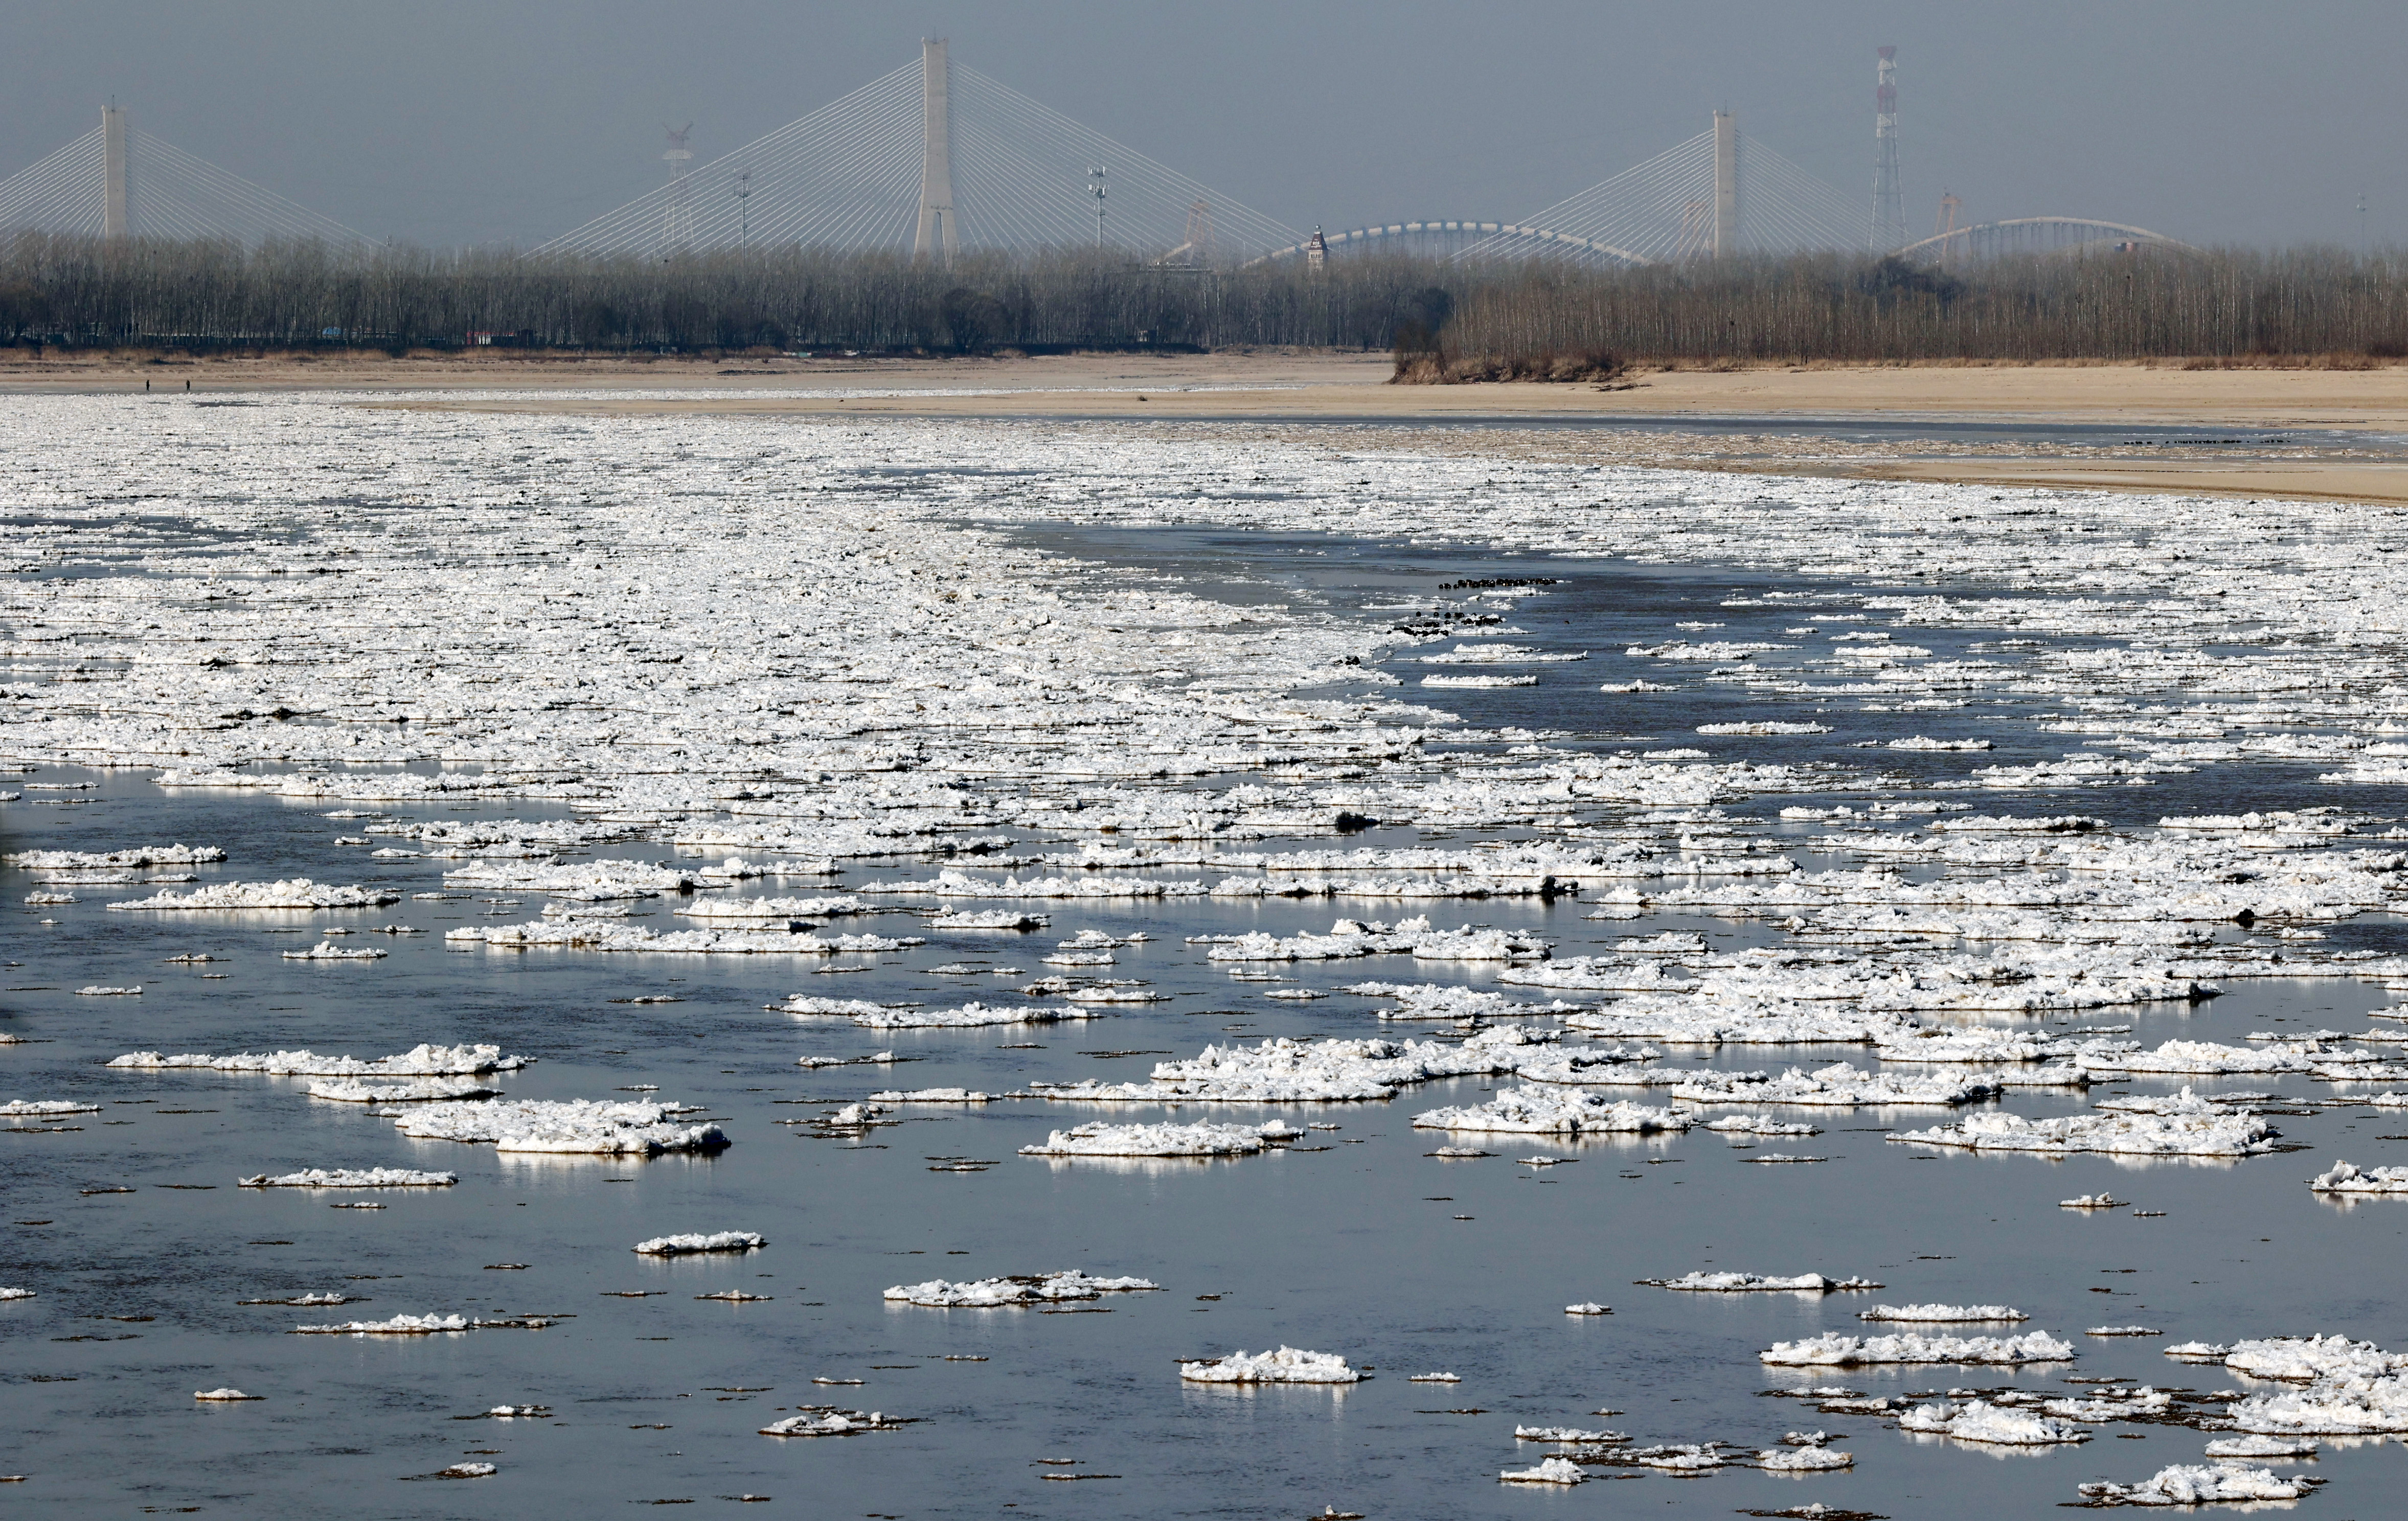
[102,103,129,239]
[1872,45,1904,251]
[1711,109,1738,258]
[732,169,753,249]
[1087,165,1107,247]
[913,37,958,262]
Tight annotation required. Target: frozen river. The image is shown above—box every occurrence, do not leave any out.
[5,393,2408,1516]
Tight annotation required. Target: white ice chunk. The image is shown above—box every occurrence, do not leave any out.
[2076,1464,2318,1506]
[1020,1122,1273,1157]
[1410,1087,1688,1135]
[882,1270,1157,1307]
[1763,1331,2076,1365]
[108,879,398,910]
[2309,1160,2408,1194]
[1497,1456,1586,1484]
[238,1168,457,1188]
[1898,1400,2090,1445]
[1892,1098,2279,1157]
[632,1231,764,1256]
[1644,1273,1878,1294]
[1177,1346,1360,1384]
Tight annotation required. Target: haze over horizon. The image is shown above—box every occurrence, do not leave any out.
[6,0,2401,253]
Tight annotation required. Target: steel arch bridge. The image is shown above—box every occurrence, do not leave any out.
[1249,220,1655,268]
[1892,217,2194,263]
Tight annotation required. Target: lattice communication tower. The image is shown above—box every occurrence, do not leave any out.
[1872,46,1904,251]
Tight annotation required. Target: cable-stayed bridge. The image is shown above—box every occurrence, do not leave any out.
[538,39,1299,261]
[0,106,367,245]
[0,45,2183,268]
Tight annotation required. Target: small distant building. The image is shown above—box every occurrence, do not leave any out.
[466,330,537,348]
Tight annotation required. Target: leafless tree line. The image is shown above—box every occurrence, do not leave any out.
[0,231,2400,361]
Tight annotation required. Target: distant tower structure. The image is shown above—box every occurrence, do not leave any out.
[102,103,130,239]
[1933,189,1963,265]
[913,37,958,261]
[1087,165,1108,247]
[1872,46,1904,251]
[661,123,695,254]
[1711,109,1738,257]
[1305,226,1328,270]
[1182,199,1217,265]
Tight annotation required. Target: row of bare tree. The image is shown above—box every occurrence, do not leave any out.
[0,231,2401,360]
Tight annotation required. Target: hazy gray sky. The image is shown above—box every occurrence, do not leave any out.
[9,0,2402,250]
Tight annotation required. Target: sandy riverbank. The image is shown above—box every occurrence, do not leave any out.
[11,349,2407,503]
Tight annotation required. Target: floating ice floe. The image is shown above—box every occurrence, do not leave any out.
[1423,673,1539,688]
[1421,643,1585,665]
[193,1388,262,1401]
[74,985,140,996]
[1200,915,1550,963]
[1673,1063,2002,1108]
[2202,1435,2318,1459]
[1624,1444,1729,1470]
[1860,1304,2028,1323]
[1411,1087,1688,1136]
[449,921,921,954]
[2076,1464,2320,1506]
[1701,1114,1822,1136]
[758,1410,905,1437]
[1892,1099,2280,1158]
[1177,1347,1360,1384]
[632,1231,763,1256]
[23,891,74,905]
[868,869,1207,900]
[306,1077,501,1103]
[281,941,388,961]
[108,879,398,910]
[6,844,224,868]
[2061,1193,2127,1209]
[2308,1160,2408,1194]
[395,1098,725,1155]
[291,1313,535,1335]
[1020,1121,1289,1157]
[1033,1026,1560,1104]
[110,1043,525,1076]
[867,1088,991,1102]
[859,1001,1099,1029]
[2087,1326,2164,1338]
[2222,1334,2408,1384]
[1897,1400,2090,1445]
[0,1288,35,1300]
[1564,1302,1611,1315]
[1344,981,1585,1022]
[883,1270,1158,1307]
[238,1168,457,1188]
[1756,1445,1853,1470]
[1762,1331,2076,1365]
[926,910,1048,930]
[673,895,867,921]
[1643,1273,1879,1293]
[2,1100,101,1117]
[1698,721,1829,736]
[1409,1372,1462,1384]
[1515,1425,1621,1442]
[2081,1038,2379,1075]
[1497,1457,1585,1484]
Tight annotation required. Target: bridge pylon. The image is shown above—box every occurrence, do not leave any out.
[913,37,958,262]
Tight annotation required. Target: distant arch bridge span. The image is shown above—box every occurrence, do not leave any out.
[1894,217,2196,262]
[1249,220,1653,267]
